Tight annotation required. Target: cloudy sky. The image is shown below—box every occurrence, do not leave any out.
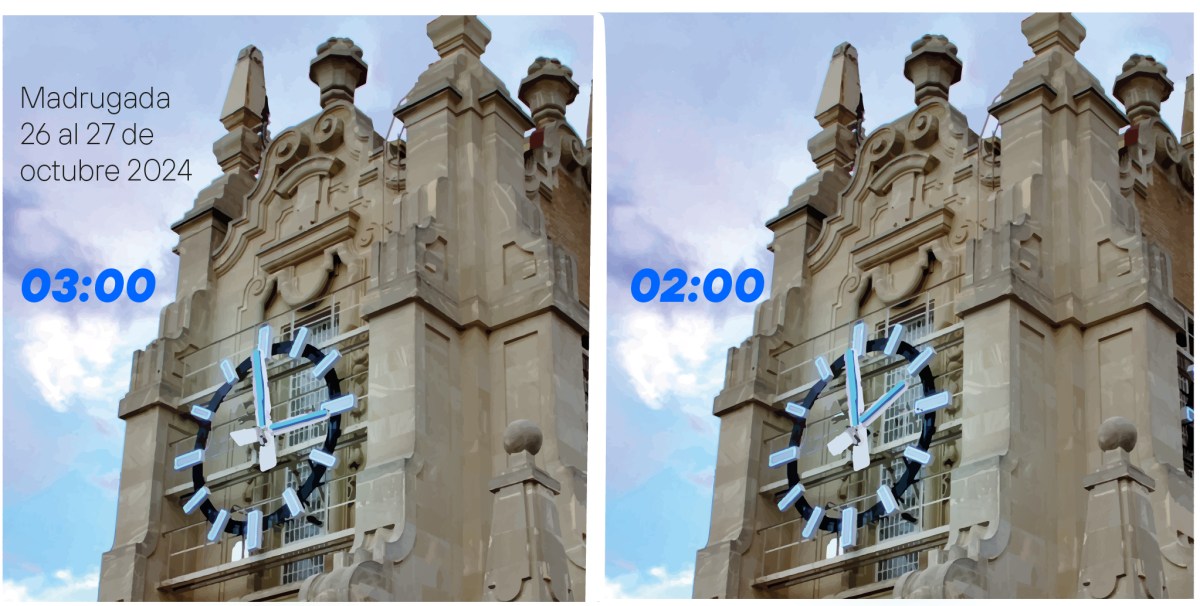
[602,13,1192,599]
[1,15,591,601]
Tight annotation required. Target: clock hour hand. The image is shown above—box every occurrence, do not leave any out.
[860,380,908,428]
[269,408,330,435]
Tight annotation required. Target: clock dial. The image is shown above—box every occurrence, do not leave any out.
[176,323,357,552]
[769,319,944,545]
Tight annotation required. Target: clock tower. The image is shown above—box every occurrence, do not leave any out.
[98,16,590,601]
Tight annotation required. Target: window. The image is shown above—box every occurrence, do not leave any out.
[1179,312,1193,478]
[279,307,339,584]
[872,302,933,581]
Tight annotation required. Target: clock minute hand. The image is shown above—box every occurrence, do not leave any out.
[252,325,274,428]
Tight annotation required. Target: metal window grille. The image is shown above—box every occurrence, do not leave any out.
[281,465,328,584]
[1179,313,1193,478]
[284,308,339,447]
[875,459,921,581]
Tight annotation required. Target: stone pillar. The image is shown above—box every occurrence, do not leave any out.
[483,420,572,601]
[1078,417,1167,598]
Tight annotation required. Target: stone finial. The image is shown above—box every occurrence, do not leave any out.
[904,34,962,106]
[1097,416,1137,453]
[809,42,862,172]
[215,45,268,173]
[309,37,367,108]
[815,42,862,128]
[1113,54,1174,124]
[1021,13,1086,56]
[1182,74,1194,148]
[519,57,580,129]
[428,15,491,59]
[503,419,543,455]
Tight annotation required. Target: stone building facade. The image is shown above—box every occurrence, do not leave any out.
[98,16,590,601]
[693,13,1193,599]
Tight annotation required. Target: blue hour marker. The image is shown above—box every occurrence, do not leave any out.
[289,326,309,359]
[884,324,904,356]
[905,346,936,376]
[839,506,858,549]
[802,506,825,539]
[321,394,357,415]
[903,445,932,466]
[309,449,337,468]
[220,359,237,385]
[207,509,230,542]
[173,449,204,470]
[257,325,272,359]
[245,509,263,552]
[191,405,213,422]
[785,402,808,420]
[851,321,866,357]
[283,487,304,518]
[1184,407,1194,424]
[768,446,800,468]
[777,483,805,511]
[183,486,210,514]
[877,484,899,516]
[913,391,950,415]
[311,349,341,379]
[814,355,833,382]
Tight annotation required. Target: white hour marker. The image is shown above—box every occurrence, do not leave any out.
[785,402,808,420]
[183,486,210,514]
[311,349,341,379]
[245,509,263,552]
[289,326,309,359]
[190,405,213,422]
[220,359,238,385]
[768,446,800,468]
[906,346,936,376]
[283,487,304,518]
[903,445,932,466]
[839,507,858,549]
[884,324,905,356]
[173,449,204,470]
[777,483,805,511]
[802,506,825,539]
[814,355,833,382]
[877,484,899,515]
[257,325,272,359]
[207,509,230,542]
[913,391,950,414]
[309,449,337,468]
[1183,406,1194,424]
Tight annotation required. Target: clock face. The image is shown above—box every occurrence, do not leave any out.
[768,320,946,549]
[173,324,356,552]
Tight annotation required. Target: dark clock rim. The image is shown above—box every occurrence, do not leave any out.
[783,334,939,536]
[185,338,345,538]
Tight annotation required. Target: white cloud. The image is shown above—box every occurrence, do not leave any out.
[18,311,159,417]
[613,306,753,413]
[600,565,695,600]
[3,568,100,602]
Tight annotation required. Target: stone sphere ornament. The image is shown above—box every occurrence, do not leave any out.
[503,419,543,455]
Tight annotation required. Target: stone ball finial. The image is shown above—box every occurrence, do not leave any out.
[503,419,543,455]
[519,57,580,128]
[1098,416,1138,453]
[309,37,368,109]
[1113,54,1174,124]
[904,34,962,106]
[428,15,492,60]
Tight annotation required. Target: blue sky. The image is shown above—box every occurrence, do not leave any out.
[603,13,1192,598]
[1,15,591,601]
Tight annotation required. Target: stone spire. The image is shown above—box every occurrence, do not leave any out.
[809,42,862,171]
[519,57,580,129]
[1182,74,1194,150]
[1077,418,1167,598]
[1113,54,1174,124]
[904,34,962,106]
[483,420,572,601]
[1021,12,1086,56]
[215,45,268,173]
[309,37,367,108]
